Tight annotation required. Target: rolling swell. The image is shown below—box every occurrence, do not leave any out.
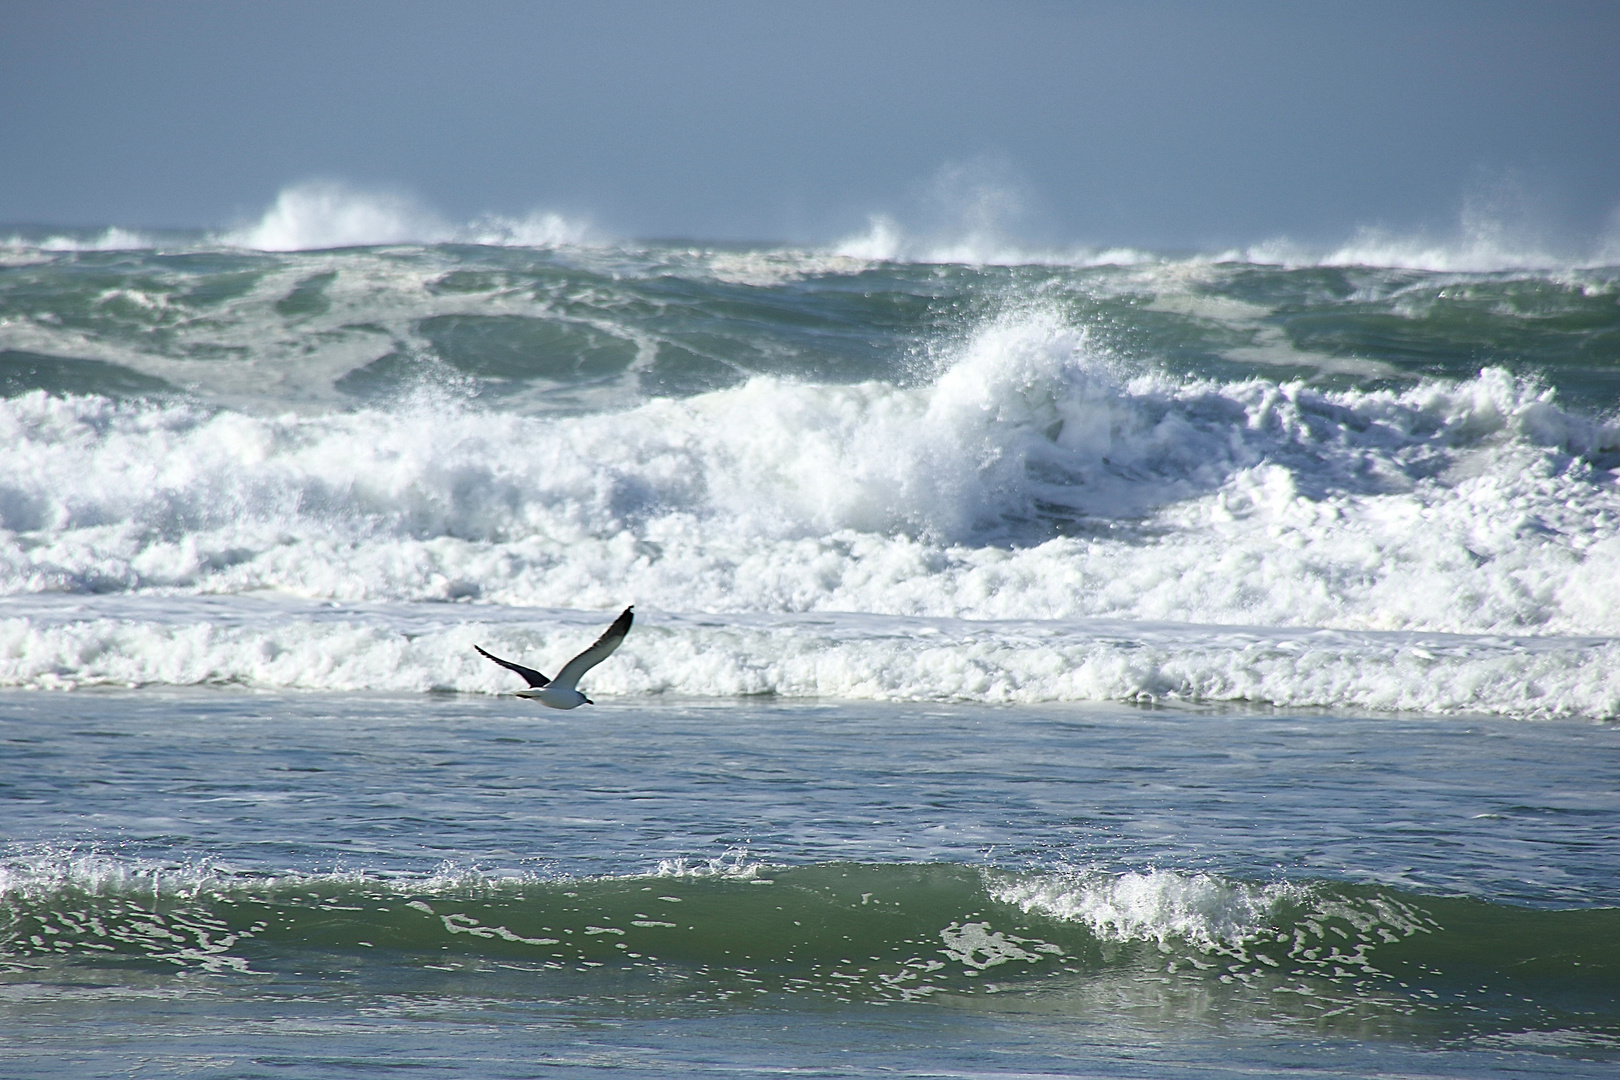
[3,858,1616,1035]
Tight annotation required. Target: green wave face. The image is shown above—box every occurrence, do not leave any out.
[4,862,1616,1041]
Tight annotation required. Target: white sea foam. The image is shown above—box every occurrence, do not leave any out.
[847,158,1158,267]
[832,215,907,261]
[0,600,1615,717]
[1246,196,1620,272]
[653,853,767,880]
[0,848,245,901]
[993,870,1290,950]
[3,309,1618,624]
[43,227,156,253]
[1246,230,1577,274]
[225,182,453,251]
[222,182,598,252]
[462,210,598,248]
[701,249,873,285]
[831,214,1155,268]
[1,228,157,254]
[0,845,561,904]
[991,868,1438,983]
[2,302,1618,714]
[828,173,1620,272]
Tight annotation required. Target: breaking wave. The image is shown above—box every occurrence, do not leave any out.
[222,182,597,251]
[4,851,1614,1034]
[2,311,1617,627]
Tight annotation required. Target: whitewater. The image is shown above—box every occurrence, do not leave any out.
[3,192,1619,718]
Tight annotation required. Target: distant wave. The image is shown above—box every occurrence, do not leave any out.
[1246,225,1620,274]
[220,181,598,252]
[8,178,1617,271]
[0,227,158,254]
[830,213,1161,268]
[830,212,1620,273]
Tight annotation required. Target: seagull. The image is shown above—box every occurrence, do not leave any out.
[475,606,634,709]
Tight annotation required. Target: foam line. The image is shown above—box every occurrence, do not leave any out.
[0,601,1614,717]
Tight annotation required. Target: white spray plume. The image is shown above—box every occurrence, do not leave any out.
[224,182,597,252]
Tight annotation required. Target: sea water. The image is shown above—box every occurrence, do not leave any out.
[3,692,1616,1077]
[1,205,1618,1076]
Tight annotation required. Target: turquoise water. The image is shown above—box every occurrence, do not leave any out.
[1,225,1618,1075]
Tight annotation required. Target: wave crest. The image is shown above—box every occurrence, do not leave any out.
[222,182,596,251]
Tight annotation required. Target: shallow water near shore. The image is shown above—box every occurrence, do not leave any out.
[2,689,1616,1078]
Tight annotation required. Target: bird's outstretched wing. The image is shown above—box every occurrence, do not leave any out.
[475,645,550,688]
[551,606,634,691]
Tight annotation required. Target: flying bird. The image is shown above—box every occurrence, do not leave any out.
[475,606,634,709]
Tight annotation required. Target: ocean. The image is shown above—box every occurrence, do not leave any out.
[2,204,1618,1077]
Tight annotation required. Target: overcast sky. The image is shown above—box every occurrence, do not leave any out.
[2,0,1617,249]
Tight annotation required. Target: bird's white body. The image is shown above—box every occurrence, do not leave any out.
[517,684,591,709]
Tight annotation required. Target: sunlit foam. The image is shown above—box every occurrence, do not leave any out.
[1246,229,1575,273]
[0,598,1616,715]
[222,182,598,252]
[463,210,597,248]
[700,249,872,285]
[225,182,451,251]
[2,305,1618,629]
[1246,192,1619,272]
[832,158,1156,266]
[0,227,156,253]
[993,870,1291,950]
[992,868,1444,995]
[832,215,907,261]
[831,213,1155,267]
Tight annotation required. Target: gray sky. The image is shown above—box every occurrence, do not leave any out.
[2,0,1617,249]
